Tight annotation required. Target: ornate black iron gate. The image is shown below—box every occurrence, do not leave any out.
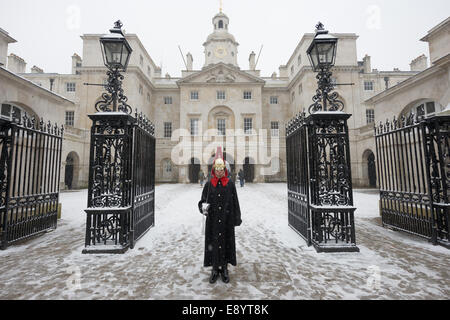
[0,115,63,250]
[83,112,155,254]
[286,112,359,252]
[375,114,449,248]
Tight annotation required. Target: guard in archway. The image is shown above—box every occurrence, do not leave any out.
[198,157,242,284]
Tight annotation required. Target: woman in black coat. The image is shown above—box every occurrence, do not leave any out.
[198,158,242,284]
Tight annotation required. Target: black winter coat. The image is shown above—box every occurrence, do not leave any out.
[198,179,242,268]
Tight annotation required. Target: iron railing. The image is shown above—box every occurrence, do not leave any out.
[83,112,155,254]
[0,115,63,249]
[375,114,449,248]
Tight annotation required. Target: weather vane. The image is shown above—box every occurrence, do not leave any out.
[220,0,223,12]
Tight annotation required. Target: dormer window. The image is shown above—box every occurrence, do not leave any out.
[218,20,224,29]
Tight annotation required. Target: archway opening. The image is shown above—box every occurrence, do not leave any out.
[244,157,255,183]
[65,151,80,190]
[189,157,201,183]
[368,153,376,188]
[362,150,376,188]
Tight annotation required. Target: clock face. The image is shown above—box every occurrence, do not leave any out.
[214,46,228,58]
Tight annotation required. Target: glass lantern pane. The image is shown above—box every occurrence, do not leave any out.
[317,43,334,64]
[310,45,319,69]
[104,42,123,66]
[121,44,130,67]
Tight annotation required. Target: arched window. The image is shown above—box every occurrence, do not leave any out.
[400,99,441,119]
[218,20,224,29]
[1,103,26,123]
[164,160,172,173]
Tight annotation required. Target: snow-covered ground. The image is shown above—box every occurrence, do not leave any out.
[0,183,448,300]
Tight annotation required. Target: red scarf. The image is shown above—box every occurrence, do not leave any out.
[211,170,229,187]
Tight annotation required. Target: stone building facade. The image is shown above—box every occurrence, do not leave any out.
[3,11,443,188]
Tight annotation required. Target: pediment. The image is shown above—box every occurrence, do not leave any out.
[177,63,265,85]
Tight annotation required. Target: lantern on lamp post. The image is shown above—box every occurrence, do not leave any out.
[96,20,133,113]
[307,22,343,113]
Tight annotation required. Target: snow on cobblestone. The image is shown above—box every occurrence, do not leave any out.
[0,184,448,300]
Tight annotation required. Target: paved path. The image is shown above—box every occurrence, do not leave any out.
[0,184,448,300]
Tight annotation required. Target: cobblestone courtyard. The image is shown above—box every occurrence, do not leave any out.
[0,183,448,300]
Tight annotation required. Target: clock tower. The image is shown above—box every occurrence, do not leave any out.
[203,12,239,68]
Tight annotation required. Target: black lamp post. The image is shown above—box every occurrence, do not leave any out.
[307,22,343,113]
[96,20,133,113]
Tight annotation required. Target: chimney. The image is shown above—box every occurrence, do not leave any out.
[278,65,287,77]
[249,51,256,70]
[154,66,162,77]
[186,52,193,71]
[72,53,82,74]
[410,54,428,71]
[31,65,44,73]
[363,54,371,73]
[7,53,26,73]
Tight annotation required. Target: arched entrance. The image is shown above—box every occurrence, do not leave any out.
[368,152,376,187]
[362,149,376,188]
[244,157,255,183]
[64,152,80,190]
[189,157,201,183]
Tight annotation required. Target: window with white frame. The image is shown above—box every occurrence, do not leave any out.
[66,82,76,92]
[190,91,199,100]
[1,103,23,123]
[164,96,173,105]
[366,109,375,124]
[270,96,278,105]
[190,118,199,136]
[364,81,374,91]
[243,91,252,100]
[65,111,75,127]
[164,122,172,138]
[217,90,226,100]
[271,121,279,137]
[217,119,226,136]
[244,118,253,134]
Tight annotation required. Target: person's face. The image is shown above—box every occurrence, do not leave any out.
[215,167,225,178]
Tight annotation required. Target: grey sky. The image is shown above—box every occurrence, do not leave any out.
[1,0,449,77]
